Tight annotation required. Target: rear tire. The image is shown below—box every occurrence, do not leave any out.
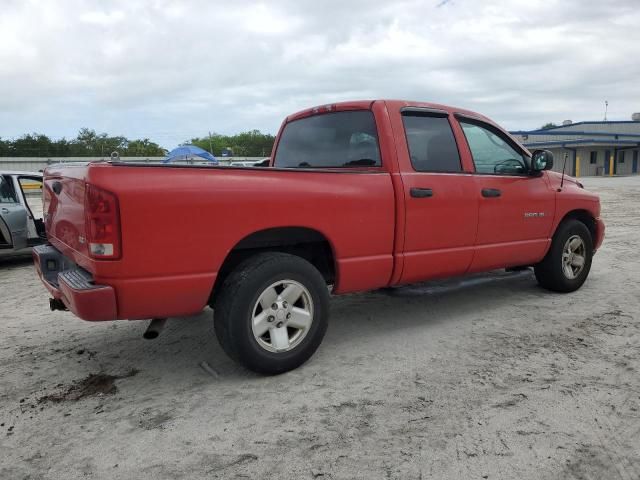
[214,252,329,374]
[534,219,593,293]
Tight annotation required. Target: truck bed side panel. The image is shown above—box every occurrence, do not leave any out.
[46,164,396,319]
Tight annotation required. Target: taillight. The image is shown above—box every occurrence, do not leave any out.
[85,184,121,259]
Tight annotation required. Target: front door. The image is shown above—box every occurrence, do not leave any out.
[0,175,28,250]
[399,111,478,283]
[16,175,46,244]
[604,150,611,175]
[633,151,638,173]
[456,119,555,271]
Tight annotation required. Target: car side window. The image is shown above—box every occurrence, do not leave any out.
[402,114,462,172]
[0,176,18,203]
[459,121,527,175]
[274,110,381,168]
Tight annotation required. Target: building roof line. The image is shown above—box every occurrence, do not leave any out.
[522,139,640,147]
[525,120,640,132]
[510,130,640,138]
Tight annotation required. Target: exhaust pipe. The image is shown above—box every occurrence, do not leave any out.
[143,318,167,340]
[49,298,67,311]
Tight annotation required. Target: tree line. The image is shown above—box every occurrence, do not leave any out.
[0,128,276,158]
[0,128,166,157]
[189,130,275,157]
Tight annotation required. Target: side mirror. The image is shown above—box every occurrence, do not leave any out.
[531,149,554,172]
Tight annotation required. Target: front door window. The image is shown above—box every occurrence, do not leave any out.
[459,121,528,175]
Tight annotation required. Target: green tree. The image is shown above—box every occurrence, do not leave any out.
[189,130,275,157]
[540,122,558,130]
[0,129,165,157]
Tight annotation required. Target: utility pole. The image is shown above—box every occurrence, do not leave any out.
[604,100,608,121]
[208,131,214,155]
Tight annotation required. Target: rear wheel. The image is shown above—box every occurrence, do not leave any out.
[214,252,329,374]
[534,219,593,292]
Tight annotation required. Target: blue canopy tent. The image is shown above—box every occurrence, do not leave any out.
[163,145,218,164]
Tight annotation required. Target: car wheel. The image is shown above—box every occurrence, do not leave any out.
[534,219,593,293]
[214,252,329,374]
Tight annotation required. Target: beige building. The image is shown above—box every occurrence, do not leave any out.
[510,115,640,176]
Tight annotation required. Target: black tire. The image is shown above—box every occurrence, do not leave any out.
[534,219,593,293]
[214,252,329,374]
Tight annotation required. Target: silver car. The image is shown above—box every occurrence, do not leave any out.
[0,171,45,257]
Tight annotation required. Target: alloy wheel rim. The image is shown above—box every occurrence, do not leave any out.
[251,280,314,353]
[562,235,586,279]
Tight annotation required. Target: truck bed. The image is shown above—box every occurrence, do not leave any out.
[42,162,397,319]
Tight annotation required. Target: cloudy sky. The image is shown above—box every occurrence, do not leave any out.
[1,0,639,148]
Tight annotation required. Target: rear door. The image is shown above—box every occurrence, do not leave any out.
[396,109,479,283]
[0,175,28,250]
[455,117,555,271]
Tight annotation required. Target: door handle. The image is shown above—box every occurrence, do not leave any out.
[410,187,433,198]
[481,188,501,198]
[1,208,9,214]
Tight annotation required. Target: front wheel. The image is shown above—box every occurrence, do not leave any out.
[534,219,593,292]
[214,252,329,374]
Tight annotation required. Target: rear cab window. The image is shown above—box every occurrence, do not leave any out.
[273,110,381,168]
[401,113,462,172]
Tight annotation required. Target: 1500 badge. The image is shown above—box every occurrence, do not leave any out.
[524,212,545,218]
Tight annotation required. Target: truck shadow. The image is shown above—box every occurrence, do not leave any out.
[27,269,546,395]
[0,254,34,269]
[327,268,539,348]
[55,269,540,381]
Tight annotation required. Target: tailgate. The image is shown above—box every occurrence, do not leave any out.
[44,164,90,259]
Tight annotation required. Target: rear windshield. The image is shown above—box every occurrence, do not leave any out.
[273,110,381,168]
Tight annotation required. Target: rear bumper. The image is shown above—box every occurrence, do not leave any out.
[594,217,605,252]
[33,244,117,321]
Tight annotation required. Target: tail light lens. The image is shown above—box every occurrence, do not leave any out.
[85,184,121,259]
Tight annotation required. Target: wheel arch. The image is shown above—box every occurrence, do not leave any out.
[209,226,337,307]
[556,209,597,244]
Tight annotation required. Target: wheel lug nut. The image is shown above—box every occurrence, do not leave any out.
[268,316,275,322]
[286,313,291,319]
[271,303,278,310]
[282,301,288,308]
[276,322,284,328]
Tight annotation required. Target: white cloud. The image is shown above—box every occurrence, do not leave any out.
[0,0,639,147]
[79,9,125,26]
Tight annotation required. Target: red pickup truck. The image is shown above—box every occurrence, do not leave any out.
[34,100,605,374]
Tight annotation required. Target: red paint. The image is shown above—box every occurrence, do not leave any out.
[35,100,604,322]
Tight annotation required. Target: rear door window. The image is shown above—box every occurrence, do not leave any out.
[401,114,462,172]
[0,176,18,203]
[274,110,381,168]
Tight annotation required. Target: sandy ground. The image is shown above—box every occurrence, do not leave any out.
[1,176,639,479]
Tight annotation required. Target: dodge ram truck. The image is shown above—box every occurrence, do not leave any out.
[34,100,605,374]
